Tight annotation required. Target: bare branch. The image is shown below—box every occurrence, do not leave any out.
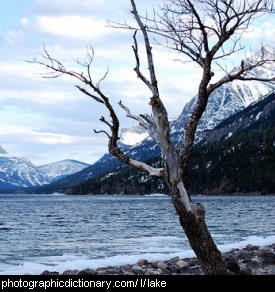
[129,159,164,177]
[141,0,273,66]
[99,116,112,129]
[130,0,160,98]
[132,30,155,92]
[118,100,160,144]
[75,86,104,104]
[130,0,178,173]
[94,129,111,139]
[30,44,164,178]
[186,0,209,53]
[209,51,275,93]
[118,100,141,122]
[97,66,110,89]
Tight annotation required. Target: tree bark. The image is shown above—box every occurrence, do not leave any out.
[170,183,227,275]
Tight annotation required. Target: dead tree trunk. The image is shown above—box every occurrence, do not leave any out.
[170,183,227,274]
[164,159,227,274]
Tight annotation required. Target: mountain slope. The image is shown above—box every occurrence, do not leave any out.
[0,152,47,190]
[38,160,90,183]
[34,46,275,193]
[188,91,275,194]
[0,145,8,155]
[72,91,275,195]
[0,146,90,190]
[204,92,275,143]
[172,79,274,144]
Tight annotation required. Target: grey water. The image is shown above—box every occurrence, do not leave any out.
[0,194,274,274]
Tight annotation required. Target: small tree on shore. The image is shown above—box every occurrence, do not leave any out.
[31,0,275,274]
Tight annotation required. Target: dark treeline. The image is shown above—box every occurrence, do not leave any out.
[72,116,275,195]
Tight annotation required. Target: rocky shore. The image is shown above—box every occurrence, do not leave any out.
[41,244,275,275]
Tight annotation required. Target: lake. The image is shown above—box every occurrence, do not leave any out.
[0,194,274,275]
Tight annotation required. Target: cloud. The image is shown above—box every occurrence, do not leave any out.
[0,124,107,145]
[0,62,38,79]
[33,0,164,18]
[38,16,112,39]
[242,18,275,46]
[34,0,110,17]
[0,89,84,104]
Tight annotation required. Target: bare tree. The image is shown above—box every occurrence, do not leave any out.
[30,0,275,275]
[143,0,275,188]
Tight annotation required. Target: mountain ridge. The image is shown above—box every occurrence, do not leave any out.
[38,159,90,183]
[2,46,275,193]
[72,91,275,195]
[36,47,275,192]
[0,148,90,190]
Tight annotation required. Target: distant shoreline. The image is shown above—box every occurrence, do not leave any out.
[67,192,275,196]
[1,192,275,196]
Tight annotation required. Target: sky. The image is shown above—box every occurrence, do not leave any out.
[0,0,274,166]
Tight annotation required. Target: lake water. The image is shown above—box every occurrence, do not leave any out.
[0,194,274,275]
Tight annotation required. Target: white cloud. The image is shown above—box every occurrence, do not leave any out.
[239,16,275,50]
[38,16,112,39]
[1,30,25,45]
[21,18,29,27]
[0,62,39,79]
[34,0,109,16]
[0,89,84,104]
[0,124,107,145]
[243,22,275,43]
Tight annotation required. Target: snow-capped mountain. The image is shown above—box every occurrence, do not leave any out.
[0,146,90,190]
[0,148,47,189]
[0,145,8,155]
[72,91,275,195]
[120,126,149,146]
[120,53,275,159]
[172,47,275,143]
[38,160,90,183]
[172,79,274,144]
[18,46,275,193]
[121,46,275,149]
[204,91,275,143]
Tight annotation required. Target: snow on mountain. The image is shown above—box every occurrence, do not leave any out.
[0,146,47,189]
[38,160,90,183]
[48,47,275,191]
[4,46,274,192]
[168,114,180,122]
[118,46,275,164]
[205,92,275,143]
[172,79,274,143]
[0,145,90,190]
[120,126,149,146]
[0,145,8,155]
[172,47,275,143]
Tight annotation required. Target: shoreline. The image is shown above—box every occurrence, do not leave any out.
[4,192,275,196]
[51,192,275,196]
[41,243,275,276]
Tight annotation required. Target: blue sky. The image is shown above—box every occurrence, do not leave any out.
[0,0,274,165]
[0,0,33,31]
